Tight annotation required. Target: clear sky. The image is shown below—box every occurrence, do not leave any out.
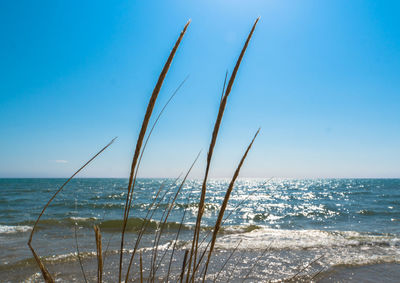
[1,0,399,178]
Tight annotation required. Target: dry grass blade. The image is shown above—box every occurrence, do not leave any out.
[180,250,189,283]
[187,179,272,281]
[126,75,189,218]
[164,189,196,282]
[94,225,103,283]
[220,70,228,104]
[148,185,178,280]
[192,178,273,277]
[154,193,195,280]
[74,225,88,283]
[189,18,259,281]
[222,177,272,224]
[202,129,260,282]
[164,223,184,282]
[225,249,246,283]
[310,266,326,281]
[27,137,116,283]
[285,254,325,282]
[140,251,144,283]
[149,151,201,282]
[149,193,176,280]
[124,76,188,275]
[119,20,190,283]
[102,233,115,269]
[125,177,182,282]
[241,242,273,283]
[28,247,54,283]
[213,239,242,282]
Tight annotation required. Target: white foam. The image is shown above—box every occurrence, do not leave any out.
[215,227,400,250]
[69,216,97,221]
[211,228,400,270]
[0,225,32,234]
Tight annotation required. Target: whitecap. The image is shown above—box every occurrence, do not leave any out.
[0,225,32,234]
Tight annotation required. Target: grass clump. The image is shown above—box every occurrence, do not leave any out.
[28,18,261,283]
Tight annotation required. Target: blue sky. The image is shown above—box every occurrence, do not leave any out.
[0,0,399,178]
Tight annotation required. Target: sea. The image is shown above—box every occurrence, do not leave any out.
[0,178,399,282]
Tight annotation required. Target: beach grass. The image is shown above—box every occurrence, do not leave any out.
[28,18,261,283]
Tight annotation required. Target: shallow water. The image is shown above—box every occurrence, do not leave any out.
[0,178,399,281]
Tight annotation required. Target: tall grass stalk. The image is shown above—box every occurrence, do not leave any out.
[27,138,116,283]
[94,225,103,283]
[139,251,143,283]
[119,20,190,283]
[188,18,259,282]
[202,129,260,282]
[190,178,273,278]
[74,225,88,283]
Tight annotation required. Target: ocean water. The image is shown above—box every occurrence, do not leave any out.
[0,178,399,282]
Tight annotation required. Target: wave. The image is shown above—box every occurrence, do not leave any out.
[0,244,175,270]
[46,200,222,212]
[214,228,400,251]
[98,218,189,232]
[13,217,193,233]
[3,228,399,274]
[357,209,399,216]
[0,225,31,234]
[11,217,261,235]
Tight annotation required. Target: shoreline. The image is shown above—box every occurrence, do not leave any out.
[2,252,399,282]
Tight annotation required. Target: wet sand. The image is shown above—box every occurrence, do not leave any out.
[316,263,400,283]
[2,245,399,282]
